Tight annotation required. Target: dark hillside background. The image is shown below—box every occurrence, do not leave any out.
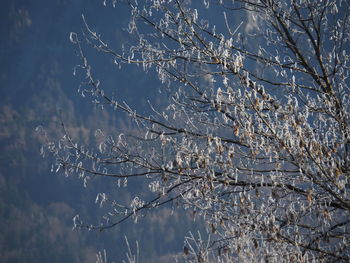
[0,1,199,262]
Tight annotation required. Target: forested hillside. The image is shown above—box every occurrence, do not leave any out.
[0,1,198,262]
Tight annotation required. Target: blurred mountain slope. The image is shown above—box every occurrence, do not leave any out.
[0,1,199,262]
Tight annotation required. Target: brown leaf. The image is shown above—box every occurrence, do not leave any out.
[183,246,189,255]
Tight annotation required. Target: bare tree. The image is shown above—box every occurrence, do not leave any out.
[41,0,350,262]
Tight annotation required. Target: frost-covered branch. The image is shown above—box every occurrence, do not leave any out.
[41,0,350,262]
